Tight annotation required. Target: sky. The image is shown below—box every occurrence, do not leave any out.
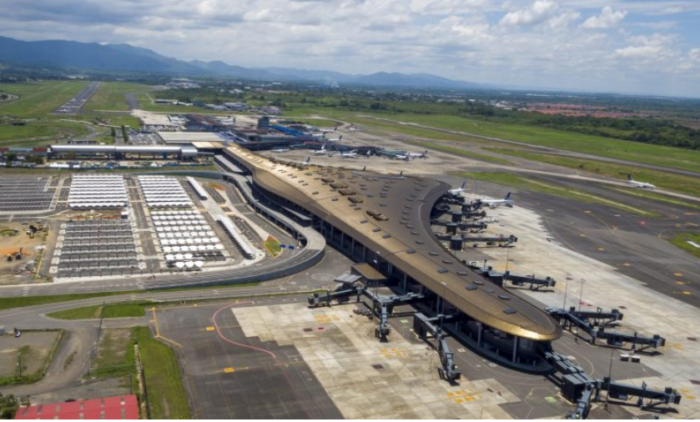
[0,0,699,97]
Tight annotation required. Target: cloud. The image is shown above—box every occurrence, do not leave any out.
[581,6,627,29]
[500,0,559,26]
[0,0,698,96]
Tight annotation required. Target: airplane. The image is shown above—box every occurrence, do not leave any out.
[303,157,311,165]
[448,181,467,196]
[271,148,289,153]
[340,150,358,158]
[407,150,429,159]
[312,145,330,155]
[481,192,514,209]
[392,154,410,161]
[326,135,343,142]
[627,174,656,189]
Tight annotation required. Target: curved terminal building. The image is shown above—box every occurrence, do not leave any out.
[222,145,561,369]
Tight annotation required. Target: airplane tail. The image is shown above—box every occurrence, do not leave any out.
[461,181,466,189]
[339,135,343,141]
[305,157,311,164]
[504,192,511,200]
[422,150,428,157]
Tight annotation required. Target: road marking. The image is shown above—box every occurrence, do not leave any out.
[676,281,686,285]
[674,272,684,277]
[223,367,235,373]
[206,326,215,331]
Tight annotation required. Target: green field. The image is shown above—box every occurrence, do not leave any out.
[487,148,700,197]
[48,301,153,320]
[668,232,700,260]
[0,120,90,147]
[90,329,136,378]
[286,107,700,174]
[347,113,700,174]
[0,81,89,117]
[83,82,153,112]
[409,141,512,165]
[455,171,659,217]
[134,326,190,419]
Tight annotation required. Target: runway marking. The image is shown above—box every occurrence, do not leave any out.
[206,326,215,331]
[223,367,235,373]
[674,272,684,277]
[150,307,183,348]
[676,281,686,285]
[597,247,605,251]
[622,263,631,267]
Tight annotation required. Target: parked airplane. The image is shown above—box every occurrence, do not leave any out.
[312,145,329,155]
[481,192,514,209]
[627,174,656,189]
[340,150,358,158]
[326,135,343,142]
[448,181,467,196]
[407,150,429,159]
[392,154,410,161]
[271,148,289,153]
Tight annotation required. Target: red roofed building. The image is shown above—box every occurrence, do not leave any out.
[14,395,138,420]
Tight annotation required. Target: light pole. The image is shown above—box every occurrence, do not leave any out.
[563,274,570,309]
[505,246,511,273]
[578,278,586,312]
[605,347,614,411]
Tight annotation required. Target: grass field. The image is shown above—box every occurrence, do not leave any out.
[285,107,700,174]
[134,326,190,419]
[48,301,153,320]
[350,112,700,174]
[487,148,700,197]
[0,120,90,147]
[91,329,136,378]
[83,82,153,113]
[455,171,659,217]
[0,81,89,117]
[409,141,512,165]
[291,118,338,127]
[668,232,700,260]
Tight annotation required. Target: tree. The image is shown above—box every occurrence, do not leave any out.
[0,393,20,419]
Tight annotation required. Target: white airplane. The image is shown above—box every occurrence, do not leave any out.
[271,148,289,153]
[481,192,514,209]
[627,174,656,189]
[407,150,429,159]
[392,154,410,161]
[326,135,343,142]
[340,150,358,158]
[312,145,329,155]
[448,181,467,196]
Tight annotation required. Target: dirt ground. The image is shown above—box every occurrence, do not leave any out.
[0,331,60,378]
[0,222,46,283]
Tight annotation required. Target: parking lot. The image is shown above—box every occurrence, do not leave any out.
[53,220,141,278]
[0,177,57,212]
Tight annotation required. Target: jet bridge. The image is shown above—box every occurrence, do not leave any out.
[540,349,681,419]
[546,307,665,351]
[466,262,556,290]
[413,313,462,383]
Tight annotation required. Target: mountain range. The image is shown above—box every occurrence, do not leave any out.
[0,35,481,89]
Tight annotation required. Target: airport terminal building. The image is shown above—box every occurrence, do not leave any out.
[220,145,561,370]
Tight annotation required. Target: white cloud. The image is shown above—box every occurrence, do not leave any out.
[500,0,559,26]
[0,0,698,96]
[581,6,627,29]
